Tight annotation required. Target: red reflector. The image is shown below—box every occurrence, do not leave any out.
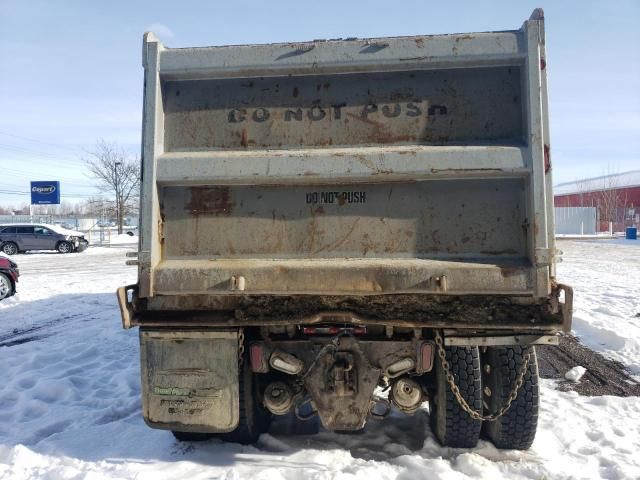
[354,327,366,335]
[420,342,434,372]
[329,326,339,335]
[303,327,316,335]
[250,344,268,373]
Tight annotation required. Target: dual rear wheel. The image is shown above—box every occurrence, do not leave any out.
[429,345,539,450]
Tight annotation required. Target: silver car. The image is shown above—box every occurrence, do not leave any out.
[0,223,89,255]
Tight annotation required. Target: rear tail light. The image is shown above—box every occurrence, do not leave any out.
[417,341,434,373]
[249,343,269,373]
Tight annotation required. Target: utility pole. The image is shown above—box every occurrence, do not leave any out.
[115,161,122,234]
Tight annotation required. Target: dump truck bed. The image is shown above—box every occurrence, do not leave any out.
[130,11,565,331]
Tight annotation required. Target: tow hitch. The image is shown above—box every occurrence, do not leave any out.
[304,337,380,430]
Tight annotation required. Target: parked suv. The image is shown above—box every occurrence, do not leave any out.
[0,224,89,255]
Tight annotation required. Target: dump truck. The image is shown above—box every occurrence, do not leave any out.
[118,9,572,450]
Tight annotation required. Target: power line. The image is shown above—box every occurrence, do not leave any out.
[0,142,71,160]
[0,189,29,196]
[0,176,97,189]
[0,172,100,189]
[0,131,86,154]
[0,172,100,188]
[0,150,86,170]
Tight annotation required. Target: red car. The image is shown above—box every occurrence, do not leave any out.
[0,256,19,300]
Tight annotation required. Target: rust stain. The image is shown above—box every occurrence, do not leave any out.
[500,266,521,277]
[240,128,249,148]
[186,187,235,216]
[345,111,415,145]
[544,144,551,173]
[346,112,383,128]
[354,154,394,175]
[383,236,404,253]
[361,233,377,256]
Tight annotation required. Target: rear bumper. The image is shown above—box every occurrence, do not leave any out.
[118,286,573,334]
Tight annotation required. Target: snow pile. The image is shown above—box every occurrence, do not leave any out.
[0,242,639,478]
[565,366,587,383]
[109,234,138,245]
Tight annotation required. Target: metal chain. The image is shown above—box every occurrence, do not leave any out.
[433,330,532,422]
[238,328,245,365]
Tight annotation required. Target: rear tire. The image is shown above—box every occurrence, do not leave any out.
[481,346,539,450]
[57,241,72,253]
[429,346,482,448]
[222,361,272,444]
[1,242,18,255]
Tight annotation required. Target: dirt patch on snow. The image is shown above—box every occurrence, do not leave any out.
[537,333,640,397]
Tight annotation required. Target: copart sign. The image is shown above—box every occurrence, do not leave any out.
[30,181,61,205]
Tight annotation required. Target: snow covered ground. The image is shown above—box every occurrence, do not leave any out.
[557,238,640,376]
[0,241,639,479]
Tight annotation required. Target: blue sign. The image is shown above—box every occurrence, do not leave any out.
[30,181,61,205]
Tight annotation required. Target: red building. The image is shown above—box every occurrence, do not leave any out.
[554,170,640,232]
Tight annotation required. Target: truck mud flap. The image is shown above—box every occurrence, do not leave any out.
[140,330,239,433]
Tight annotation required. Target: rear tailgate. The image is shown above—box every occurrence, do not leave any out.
[138,11,555,304]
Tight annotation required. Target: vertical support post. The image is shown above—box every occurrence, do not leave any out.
[139,33,165,298]
[524,10,551,297]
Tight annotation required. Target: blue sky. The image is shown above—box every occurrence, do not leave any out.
[0,0,638,205]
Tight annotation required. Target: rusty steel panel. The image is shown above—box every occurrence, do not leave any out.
[135,10,563,303]
[162,178,526,260]
[164,67,523,151]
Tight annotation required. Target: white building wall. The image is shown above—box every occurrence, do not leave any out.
[554,207,597,235]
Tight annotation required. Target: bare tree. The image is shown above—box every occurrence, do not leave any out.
[598,166,630,232]
[575,179,589,207]
[84,140,140,234]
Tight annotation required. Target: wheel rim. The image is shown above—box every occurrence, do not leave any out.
[2,243,17,255]
[59,242,70,253]
[0,275,9,299]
